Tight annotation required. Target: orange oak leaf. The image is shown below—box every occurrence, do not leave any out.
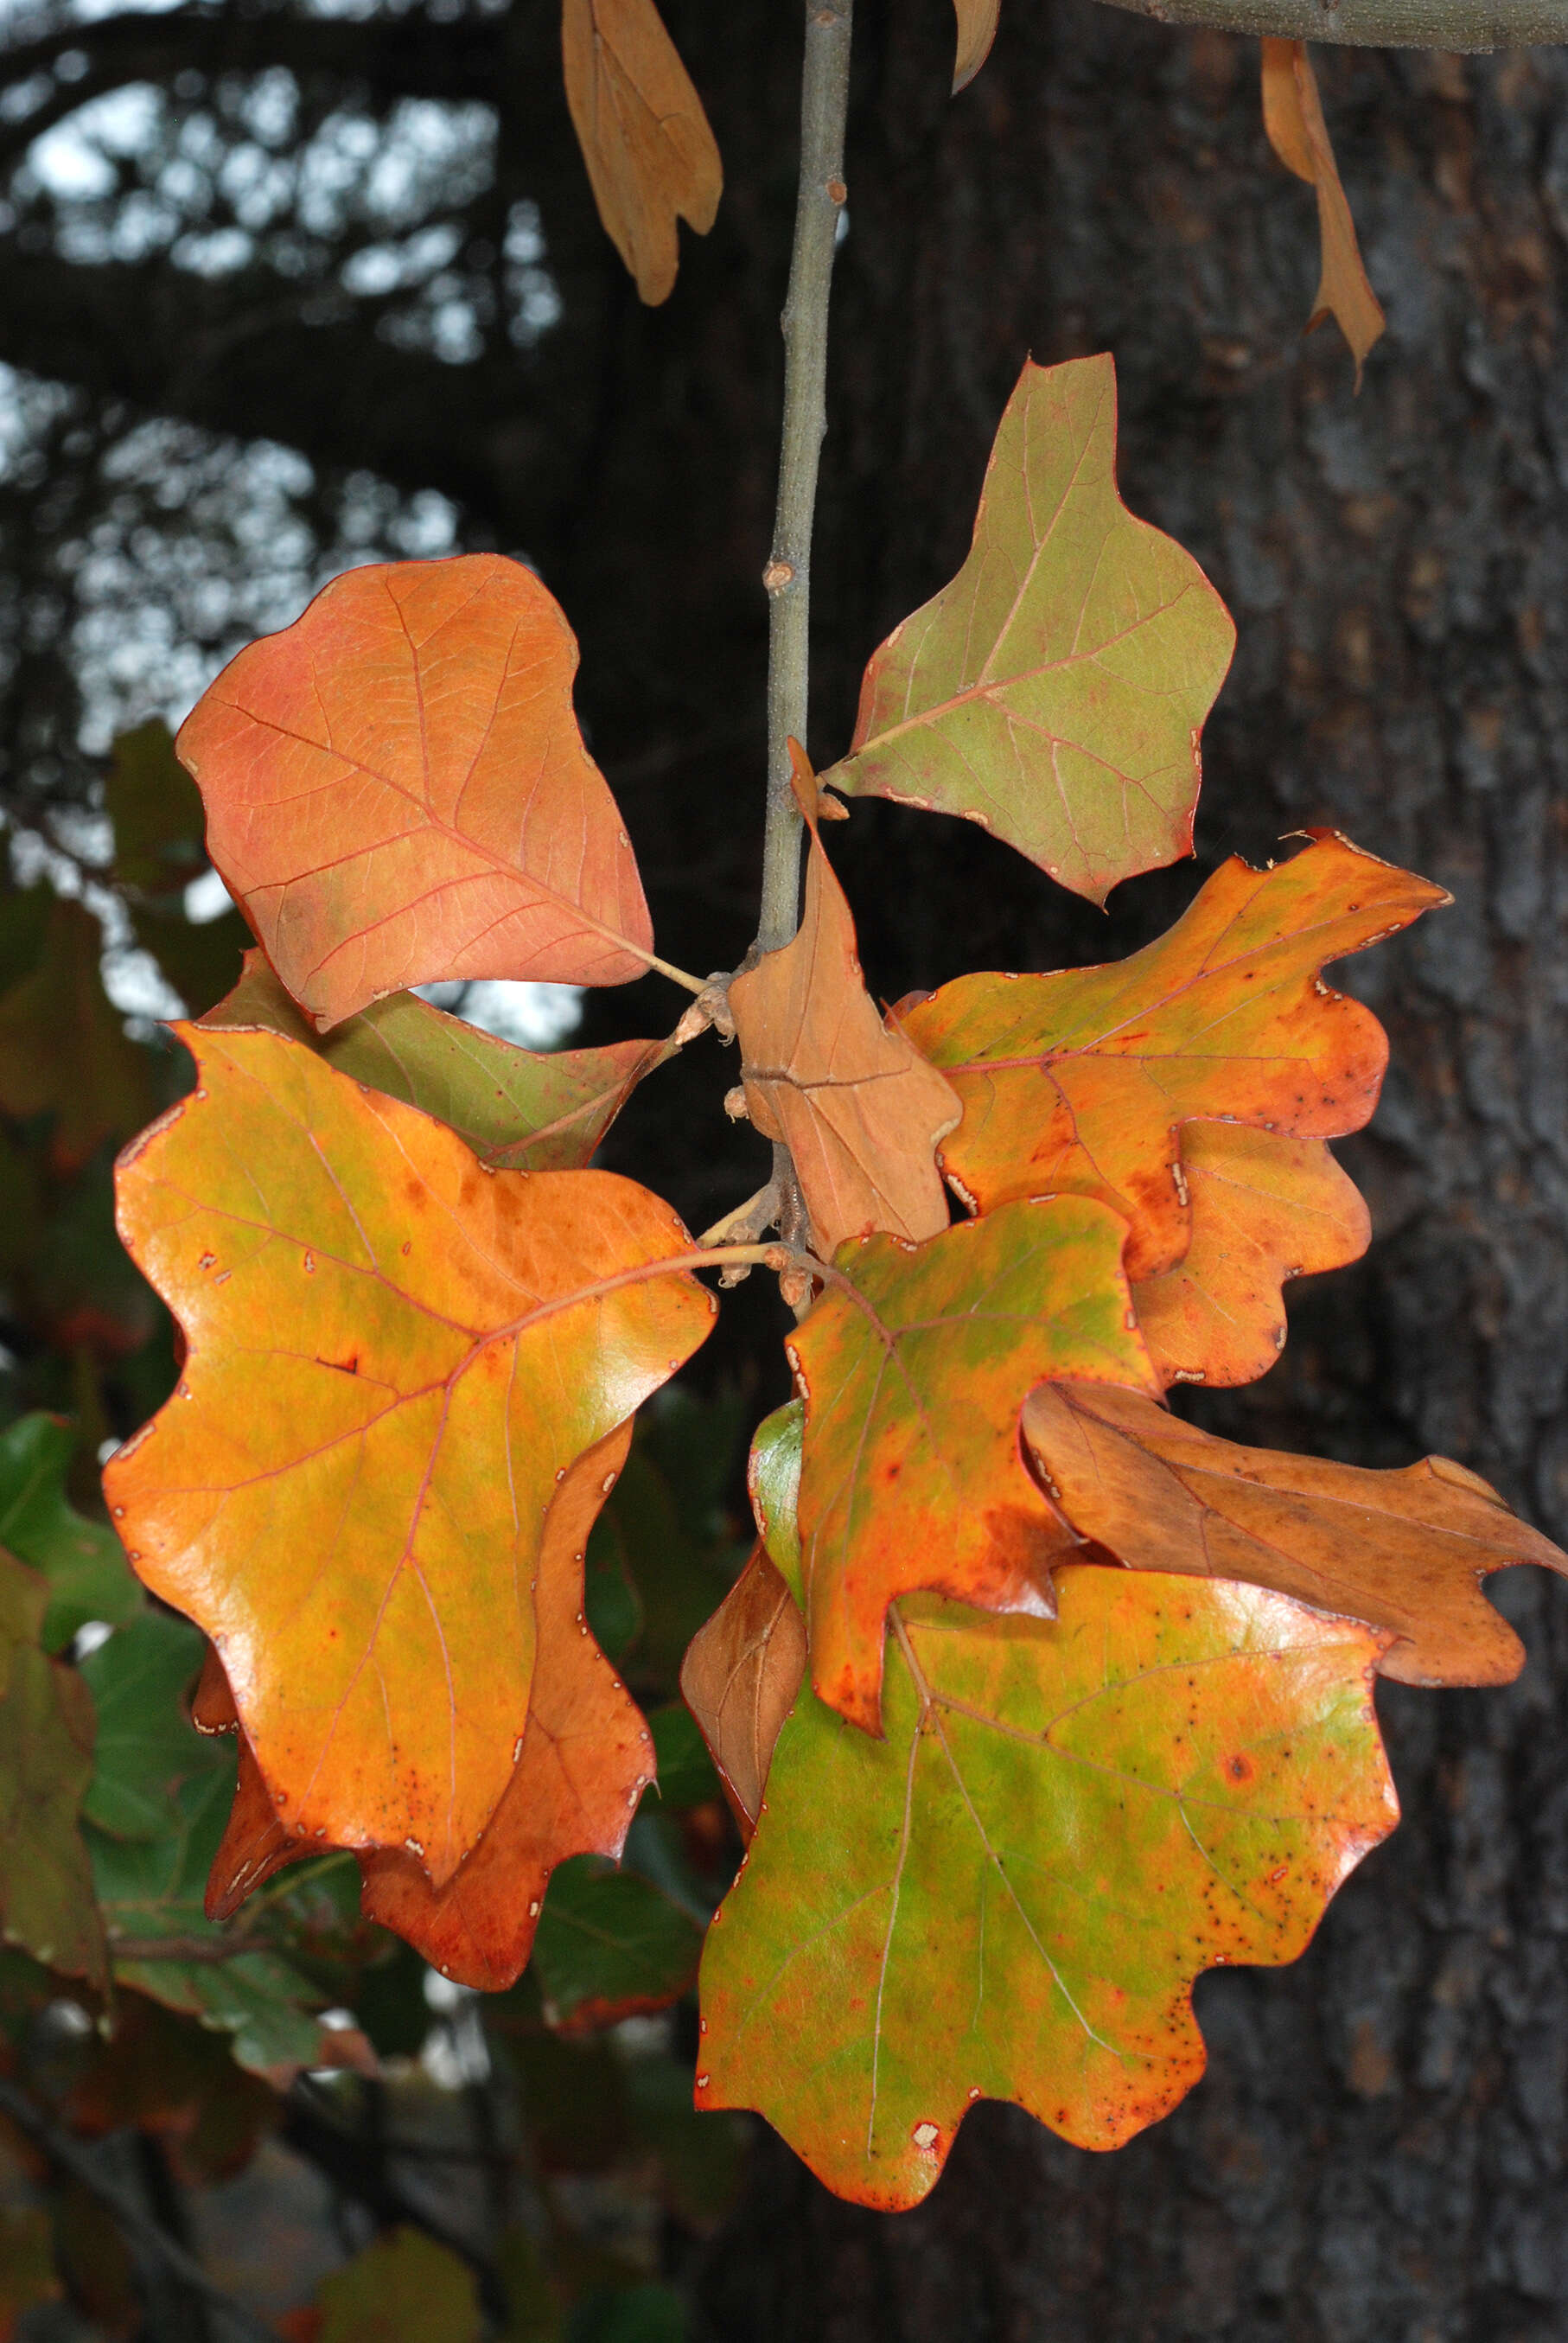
[562,0,722,306]
[175,556,660,1031]
[679,1543,806,1837]
[104,1025,715,1885]
[728,747,960,1257]
[952,0,1000,91]
[903,833,1448,1281]
[1262,41,1385,389]
[824,356,1236,905]
[202,948,676,1174]
[1131,1126,1369,1389]
[787,1195,1157,1733]
[193,1640,318,1921]
[1022,1382,1568,1687]
[357,1421,657,1990]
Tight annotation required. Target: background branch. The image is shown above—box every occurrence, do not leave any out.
[1093,0,1568,44]
[0,2076,278,2343]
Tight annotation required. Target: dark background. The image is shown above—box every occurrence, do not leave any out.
[5,0,1568,2332]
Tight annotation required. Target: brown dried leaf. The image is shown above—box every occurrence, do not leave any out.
[729,748,960,1257]
[1262,41,1385,388]
[562,0,722,305]
[679,1544,806,1837]
[1022,1382,1568,1687]
[952,0,1000,91]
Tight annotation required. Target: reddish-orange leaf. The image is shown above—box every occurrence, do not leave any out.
[1262,41,1385,389]
[358,1422,654,1989]
[105,1026,714,1884]
[206,1736,311,1924]
[951,0,1000,91]
[729,750,960,1257]
[1023,1382,1568,1685]
[1131,1126,1369,1389]
[562,0,722,306]
[190,1646,236,1736]
[679,1543,805,1837]
[787,1196,1157,1733]
[904,833,1448,1280]
[175,556,657,1031]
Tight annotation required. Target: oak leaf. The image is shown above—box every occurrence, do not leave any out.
[1131,1126,1369,1389]
[205,1734,309,1923]
[204,948,675,1172]
[0,896,153,1169]
[0,1550,104,1988]
[357,1422,662,1989]
[951,0,1000,91]
[680,1542,806,1835]
[79,1614,228,1842]
[787,1195,1157,1733]
[531,1856,703,2034]
[1262,41,1385,389]
[697,1569,1395,2209]
[107,718,246,1016]
[824,356,1236,904]
[904,833,1448,1280]
[175,556,657,1030]
[728,750,960,1256]
[561,0,722,305]
[105,1025,715,1883]
[0,1414,141,1655]
[87,1760,349,2082]
[1021,1382,1568,1688]
[310,2229,481,2343]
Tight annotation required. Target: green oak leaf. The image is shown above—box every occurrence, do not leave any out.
[201,949,674,1172]
[315,2229,481,2343]
[646,1703,723,1810]
[697,1568,1396,2210]
[0,1414,141,1655]
[0,1550,105,1987]
[80,1613,227,1841]
[824,354,1235,905]
[533,1857,704,2035]
[88,1759,335,2078]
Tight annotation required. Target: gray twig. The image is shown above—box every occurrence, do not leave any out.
[0,2075,278,2343]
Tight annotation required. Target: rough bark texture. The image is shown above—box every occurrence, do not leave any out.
[7,0,1568,2331]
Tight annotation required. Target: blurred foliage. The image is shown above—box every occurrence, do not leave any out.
[0,725,754,2340]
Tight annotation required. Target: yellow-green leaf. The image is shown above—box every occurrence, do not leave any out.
[825,355,1235,904]
[698,1570,1395,2209]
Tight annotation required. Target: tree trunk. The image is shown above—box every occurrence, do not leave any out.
[654,4,1568,2335]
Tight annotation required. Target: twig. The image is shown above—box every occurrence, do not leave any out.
[107,1935,267,1963]
[755,0,854,956]
[0,2075,278,2343]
